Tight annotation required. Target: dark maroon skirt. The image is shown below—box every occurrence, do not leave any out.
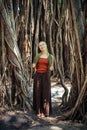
[33,72,52,116]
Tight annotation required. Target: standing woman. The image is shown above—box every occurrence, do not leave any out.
[32,41,54,118]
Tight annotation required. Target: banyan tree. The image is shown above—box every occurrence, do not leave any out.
[0,0,87,123]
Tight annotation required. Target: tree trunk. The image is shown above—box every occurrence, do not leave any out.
[0,0,32,110]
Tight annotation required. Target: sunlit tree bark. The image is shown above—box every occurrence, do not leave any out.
[0,0,32,109]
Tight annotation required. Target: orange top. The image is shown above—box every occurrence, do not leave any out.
[36,58,48,73]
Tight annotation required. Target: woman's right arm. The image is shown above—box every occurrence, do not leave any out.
[32,53,40,68]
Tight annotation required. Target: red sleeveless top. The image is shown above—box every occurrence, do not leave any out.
[36,58,48,73]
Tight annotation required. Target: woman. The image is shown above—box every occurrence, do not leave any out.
[32,41,54,118]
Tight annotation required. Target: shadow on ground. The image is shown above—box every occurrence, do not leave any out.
[0,108,87,130]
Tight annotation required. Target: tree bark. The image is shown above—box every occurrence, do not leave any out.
[0,0,32,110]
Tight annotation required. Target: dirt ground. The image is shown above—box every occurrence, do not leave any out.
[0,81,87,130]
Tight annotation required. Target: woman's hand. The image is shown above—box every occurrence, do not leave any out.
[49,65,54,71]
[32,63,36,68]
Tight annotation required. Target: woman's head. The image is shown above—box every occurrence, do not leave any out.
[38,41,48,53]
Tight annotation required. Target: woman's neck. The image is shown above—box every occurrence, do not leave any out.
[40,51,49,58]
[41,50,48,54]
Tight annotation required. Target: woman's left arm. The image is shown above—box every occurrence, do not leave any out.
[49,55,54,71]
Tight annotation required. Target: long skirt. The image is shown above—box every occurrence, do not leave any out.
[33,72,52,116]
